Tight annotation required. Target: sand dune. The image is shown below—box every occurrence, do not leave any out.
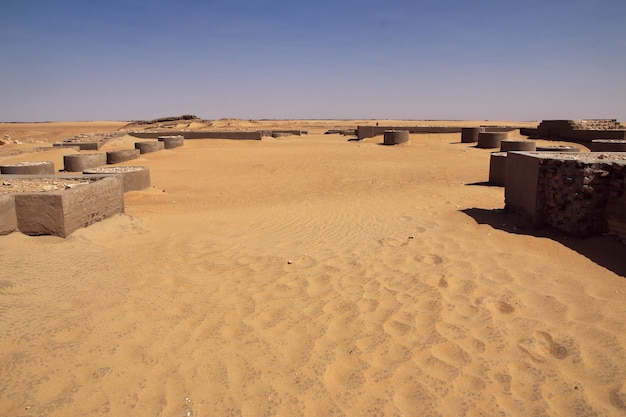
[0,121,624,416]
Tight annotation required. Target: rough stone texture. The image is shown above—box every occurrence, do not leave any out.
[489,152,507,186]
[589,140,626,152]
[525,119,626,142]
[505,152,626,237]
[383,130,409,145]
[500,140,536,152]
[271,132,292,138]
[135,141,165,154]
[63,153,107,172]
[0,161,55,175]
[131,131,263,140]
[157,135,185,149]
[0,194,17,235]
[83,166,151,192]
[477,132,507,149]
[106,149,140,164]
[14,176,124,238]
[461,127,485,143]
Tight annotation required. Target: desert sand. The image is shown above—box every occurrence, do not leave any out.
[0,120,625,417]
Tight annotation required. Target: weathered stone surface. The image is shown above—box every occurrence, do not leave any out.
[461,127,485,143]
[63,153,107,172]
[477,132,507,149]
[489,152,507,186]
[157,135,185,149]
[0,194,17,235]
[383,130,409,145]
[505,151,626,237]
[14,176,124,238]
[0,161,55,175]
[500,140,536,152]
[536,145,581,153]
[589,140,626,152]
[106,149,140,164]
[84,166,151,192]
[135,141,165,154]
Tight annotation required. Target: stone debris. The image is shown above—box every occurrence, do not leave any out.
[0,178,94,194]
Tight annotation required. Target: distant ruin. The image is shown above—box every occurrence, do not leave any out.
[521,119,626,142]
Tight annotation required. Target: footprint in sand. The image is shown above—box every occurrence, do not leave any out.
[518,331,568,362]
[415,254,443,265]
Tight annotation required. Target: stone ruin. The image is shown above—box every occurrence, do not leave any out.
[505,151,626,237]
[521,119,626,143]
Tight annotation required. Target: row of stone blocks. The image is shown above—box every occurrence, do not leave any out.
[503,152,626,237]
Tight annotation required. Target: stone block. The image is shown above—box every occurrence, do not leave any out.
[83,166,151,192]
[461,127,485,143]
[106,149,140,164]
[489,152,507,186]
[477,132,507,149]
[0,194,17,235]
[135,141,165,154]
[589,140,626,152]
[504,152,543,226]
[500,140,536,152]
[63,153,107,172]
[158,135,185,149]
[14,176,124,238]
[383,130,409,145]
[0,161,55,175]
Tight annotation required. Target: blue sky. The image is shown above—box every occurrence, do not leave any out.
[1,0,624,121]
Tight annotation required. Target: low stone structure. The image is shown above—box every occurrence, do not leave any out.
[521,119,626,142]
[500,140,536,152]
[489,152,507,186]
[383,130,409,145]
[130,131,263,140]
[505,152,626,237]
[0,161,55,175]
[6,175,124,237]
[135,141,165,154]
[83,166,151,192]
[477,132,507,149]
[0,194,17,235]
[63,153,107,172]
[536,145,581,153]
[157,135,185,149]
[106,149,140,164]
[461,127,485,143]
[589,140,626,152]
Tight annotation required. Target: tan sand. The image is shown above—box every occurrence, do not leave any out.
[0,120,624,416]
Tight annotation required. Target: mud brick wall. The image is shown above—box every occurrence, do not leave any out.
[538,159,626,237]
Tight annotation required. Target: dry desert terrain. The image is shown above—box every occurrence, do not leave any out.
[0,119,625,417]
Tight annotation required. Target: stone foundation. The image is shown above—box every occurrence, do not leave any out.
[158,135,185,149]
[83,166,151,192]
[383,130,409,145]
[489,152,507,186]
[477,132,507,149]
[135,141,165,154]
[63,153,107,172]
[589,140,626,152]
[505,152,626,237]
[106,149,140,164]
[461,127,485,143]
[1,161,55,175]
[500,140,536,152]
[12,175,124,237]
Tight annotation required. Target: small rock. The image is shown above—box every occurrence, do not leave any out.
[408,235,415,239]
[42,185,58,191]
[287,260,293,264]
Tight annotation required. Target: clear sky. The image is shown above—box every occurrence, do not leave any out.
[1,0,625,122]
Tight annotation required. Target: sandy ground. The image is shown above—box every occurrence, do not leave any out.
[0,121,625,417]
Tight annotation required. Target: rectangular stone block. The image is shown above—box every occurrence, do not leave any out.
[0,194,17,235]
[504,152,543,226]
[14,176,124,237]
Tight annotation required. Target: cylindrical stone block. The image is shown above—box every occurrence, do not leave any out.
[535,145,581,153]
[477,132,507,149]
[135,141,165,154]
[383,130,409,145]
[0,161,55,175]
[461,127,485,143]
[271,132,291,138]
[106,149,140,164]
[63,153,107,172]
[157,135,185,149]
[589,140,626,152]
[500,140,537,152]
[84,166,151,192]
[489,152,507,186]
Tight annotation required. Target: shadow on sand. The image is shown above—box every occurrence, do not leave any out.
[462,207,626,278]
